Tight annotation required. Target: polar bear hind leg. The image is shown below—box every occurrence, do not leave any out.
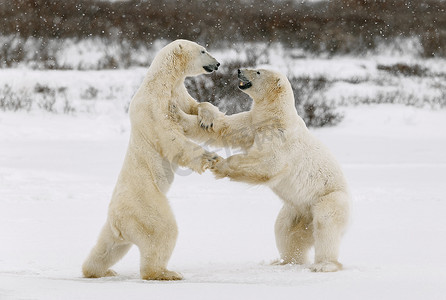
[274,205,314,265]
[132,218,182,281]
[123,193,182,281]
[82,223,132,278]
[311,191,349,272]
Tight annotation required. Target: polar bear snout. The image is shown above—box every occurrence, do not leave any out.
[203,61,220,73]
[238,69,252,90]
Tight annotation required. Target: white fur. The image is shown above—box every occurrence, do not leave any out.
[82,40,220,280]
[174,68,350,272]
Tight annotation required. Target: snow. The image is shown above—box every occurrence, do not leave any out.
[1,104,445,299]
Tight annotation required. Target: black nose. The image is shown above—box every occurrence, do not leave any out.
[217,63,220,67]
[238,69,241,74]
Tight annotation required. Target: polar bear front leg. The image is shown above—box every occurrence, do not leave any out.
[159,119,221,174]
[211,154,272,184]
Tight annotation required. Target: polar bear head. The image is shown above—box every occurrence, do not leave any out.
[155,39,220,77]
[237,68,291,102]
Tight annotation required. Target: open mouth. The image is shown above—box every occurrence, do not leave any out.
[238,80,252,90]
[238,72,252,90]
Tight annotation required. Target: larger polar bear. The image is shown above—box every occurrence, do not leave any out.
[173,68,350,272]
[82,40,221,281]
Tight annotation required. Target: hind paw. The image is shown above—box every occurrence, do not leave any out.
[310,261,342,272]
[142,269,183,281]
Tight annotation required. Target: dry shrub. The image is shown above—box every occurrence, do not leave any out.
[0,85,32,112]
[377,63,428,77]
[1,0,446,59]
[290,77,343,127]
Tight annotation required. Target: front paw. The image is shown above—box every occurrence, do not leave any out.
[198,102,220,131]
[169,103,180,121]
[170,103,197,134]
[190,151,221,174]
[202,151,222,171]
[210,159,230,179]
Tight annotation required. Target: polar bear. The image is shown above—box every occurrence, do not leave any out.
[82,40,221,281]
[173,68,350,272]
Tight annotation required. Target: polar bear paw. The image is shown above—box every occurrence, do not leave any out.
[210,159,231,179]
[169,103,189,123]
[142,269,183,281]
[202,151,222,170]
[198,102,220,131]
[270,259,287,265]
[82,268,117,278]
[169,103,180,121]
[104,269,118,277]
[190,151,221,174]
[309,261,342,272]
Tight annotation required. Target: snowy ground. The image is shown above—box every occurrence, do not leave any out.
[1,104,445,299]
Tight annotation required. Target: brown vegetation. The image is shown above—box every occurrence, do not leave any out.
[1,0,445,56]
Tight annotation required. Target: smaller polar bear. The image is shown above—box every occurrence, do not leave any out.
[173,68,350,272]
[82,40,221,281]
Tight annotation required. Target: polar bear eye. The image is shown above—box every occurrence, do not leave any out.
[201,50,205,54]
[256,71,260,75]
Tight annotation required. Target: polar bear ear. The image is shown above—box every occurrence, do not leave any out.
[173,43,183,54]
[273,77,285,93]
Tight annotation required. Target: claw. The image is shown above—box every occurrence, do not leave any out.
[210,123,213,128]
